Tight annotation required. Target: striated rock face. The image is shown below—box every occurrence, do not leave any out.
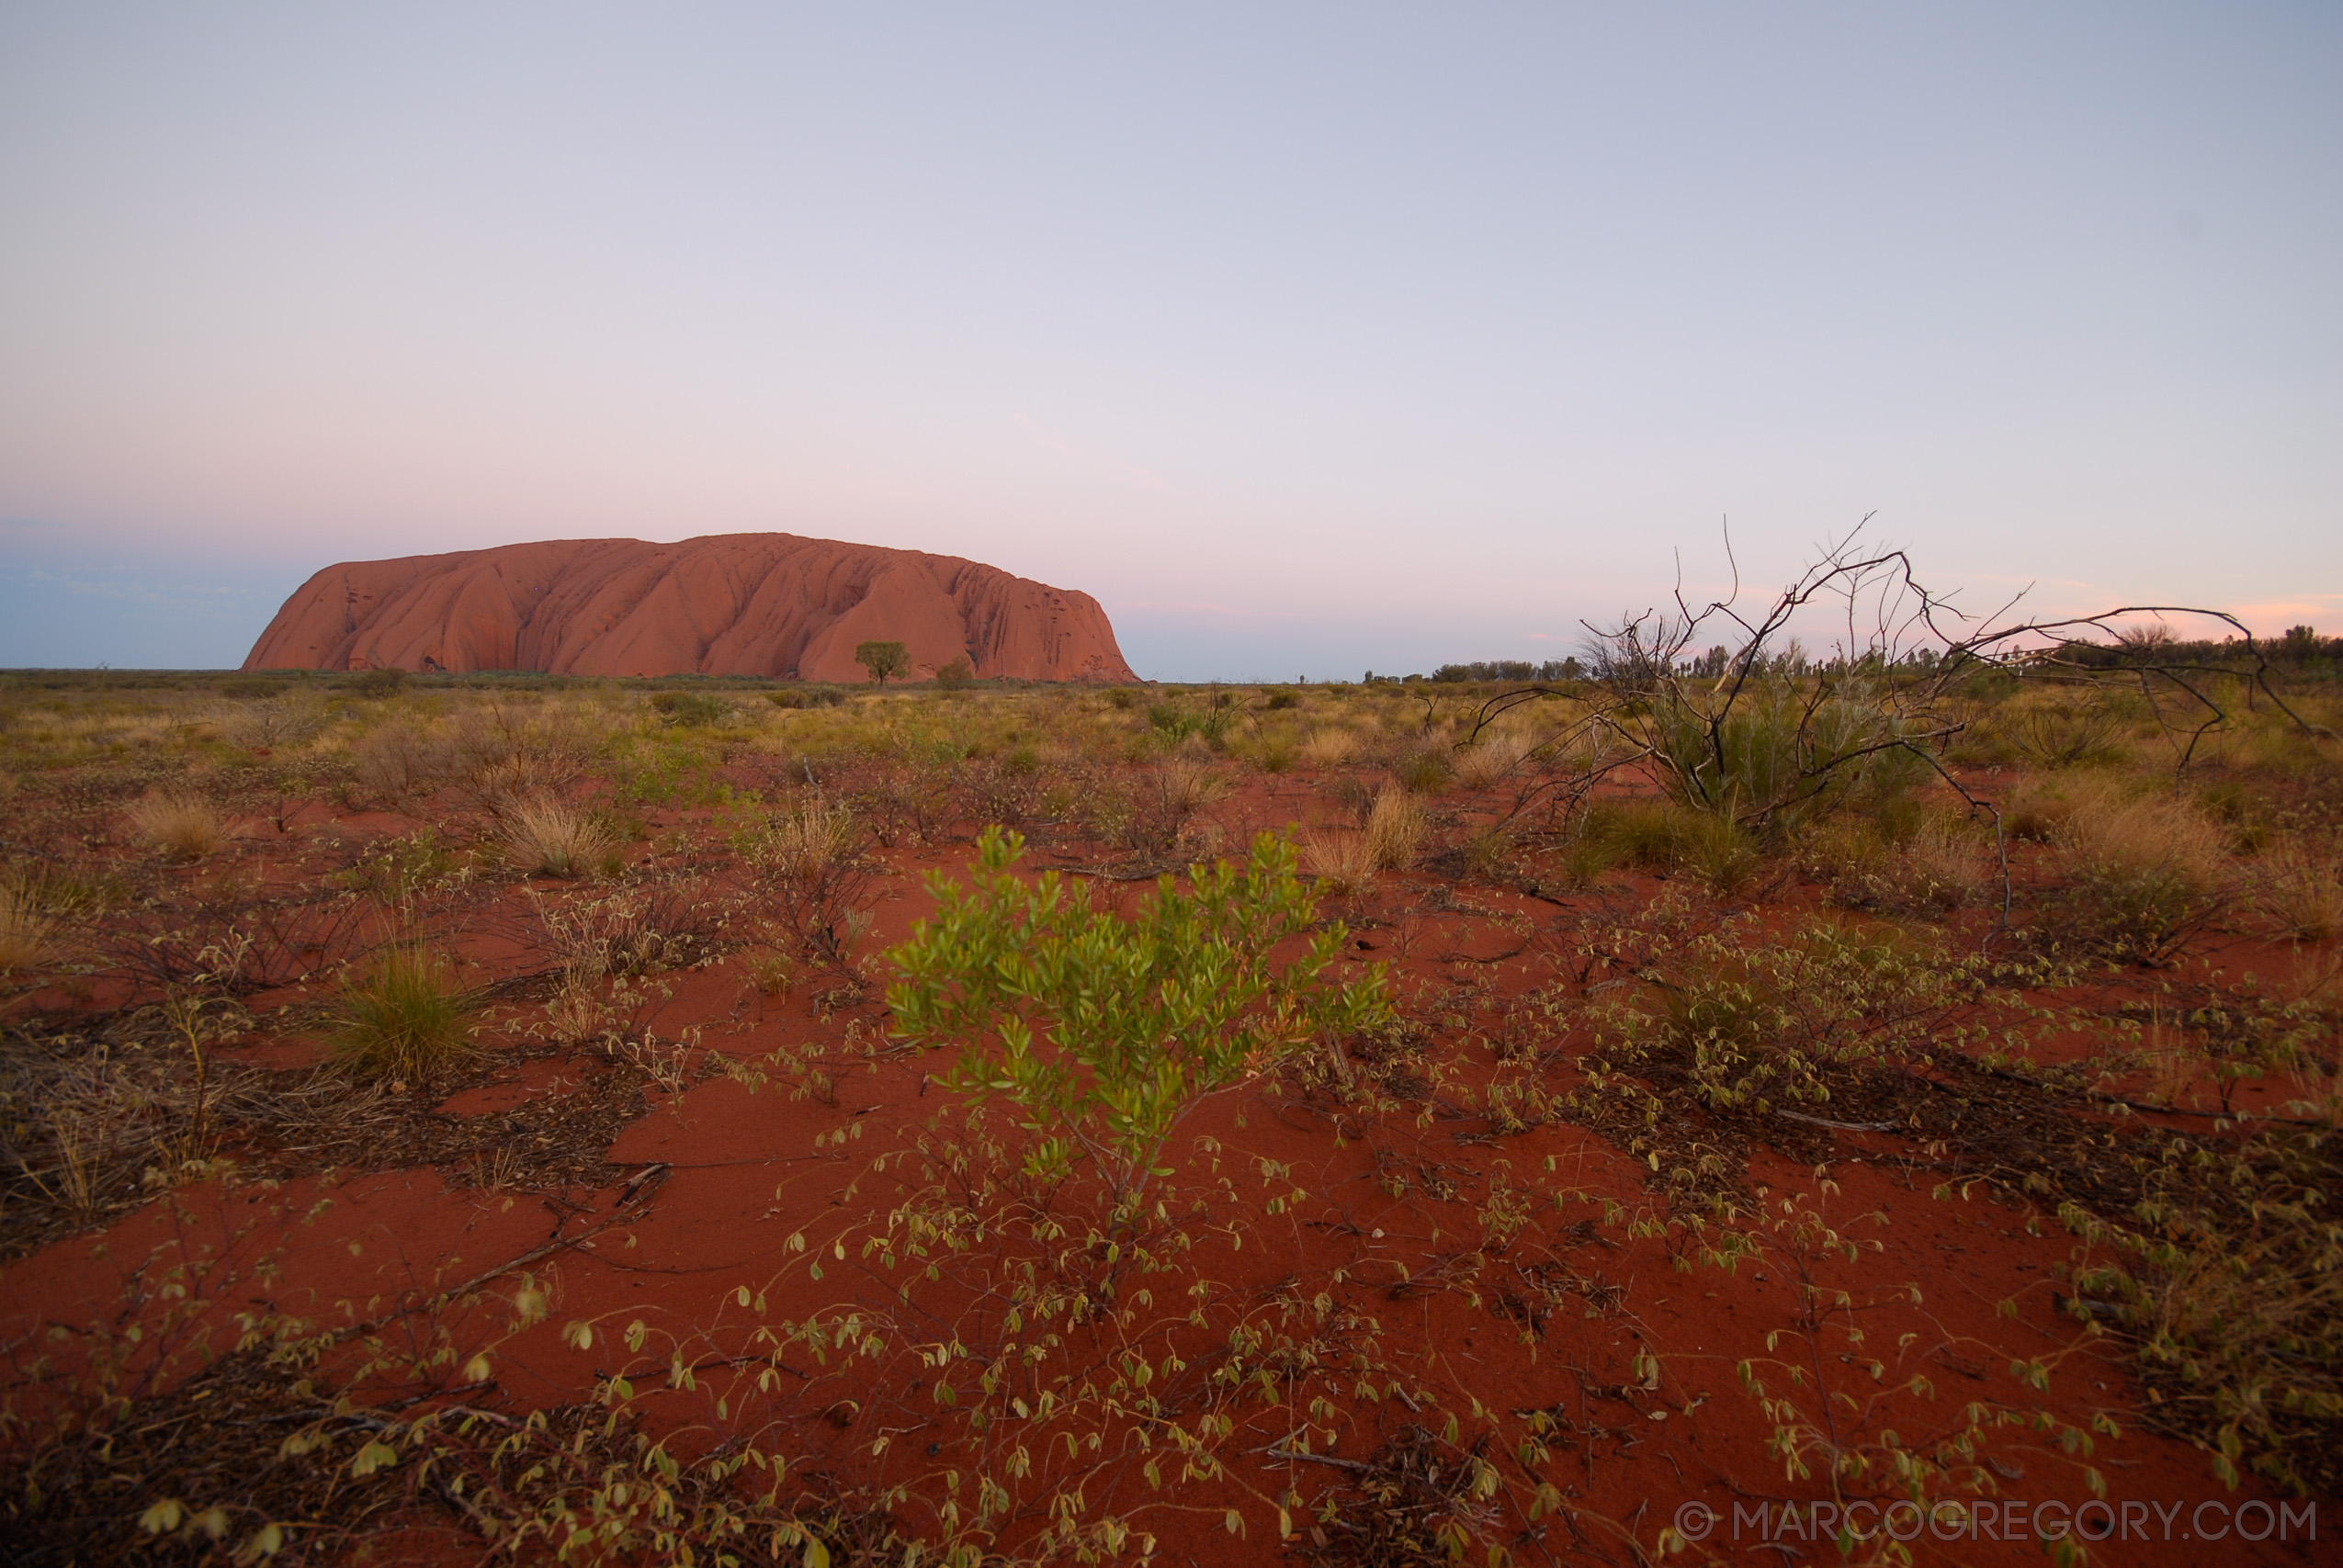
[243,534,1138,682]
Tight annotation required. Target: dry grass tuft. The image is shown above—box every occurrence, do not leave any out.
[741,796,858,882]
[2254,835,2343,942]
[2003,772,2110,840]
[1301,827,1378,894]
[1900,818,1993,906]
[1364,784,1426,872]
[2045,786,2235,963]
[1299,728,1359,767]
[1821,817,1992,912]
[2058,790,2230,886]
[125,793,232,861]
[743,948,798,998]
[1454,728,1534,789]
[498,795,617,878]
[1154,754,1223,818]
[332,946,479,1080]
[0,874,58,976]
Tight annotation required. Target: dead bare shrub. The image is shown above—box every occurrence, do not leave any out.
[531,886,694,988]
[445,701,602,804]
[1104,753,1224,858]
[350,719,455,799]
[352,702,604,808]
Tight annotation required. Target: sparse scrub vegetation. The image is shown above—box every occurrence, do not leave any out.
[2,562,2338,1562]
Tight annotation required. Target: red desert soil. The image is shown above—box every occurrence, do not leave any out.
[243,533,1138,682]
[6,759,2326,1568]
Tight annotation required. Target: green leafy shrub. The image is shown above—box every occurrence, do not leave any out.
[765,685,847,709]
[649,691,728,728]
[347,667,408,698]
[887,827,1390,1213]
[332,946,479,1079]
[1145,692,1239,750]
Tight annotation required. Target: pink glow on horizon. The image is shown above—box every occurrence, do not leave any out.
[3,6,2337,675]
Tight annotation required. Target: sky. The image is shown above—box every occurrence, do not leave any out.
[2,4,2337,679]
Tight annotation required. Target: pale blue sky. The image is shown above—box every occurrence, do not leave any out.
[3,4,2337,676]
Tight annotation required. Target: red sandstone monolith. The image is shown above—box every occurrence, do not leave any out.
[243,534,1138,682]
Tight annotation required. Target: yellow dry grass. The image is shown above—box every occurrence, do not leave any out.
[1154,754,1224,818]
[743,797,858,881]
[497,795,616,878]
[2057,788,2231,890]
[1364,784,1425,871]
[1300,827,1378,894]
[125,793,231,861]
[2254,836,2343,942]
[1298,728,1360,767]
[0,875,57,976]
[1900,818,1993,907]
[1454,728,1534,789]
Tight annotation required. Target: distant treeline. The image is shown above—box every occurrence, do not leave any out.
[1429,659,1586,683]
[1421,626,2338,687]
[2054,626,2341,671]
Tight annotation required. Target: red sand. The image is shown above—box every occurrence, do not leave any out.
[5,768,2326,1565]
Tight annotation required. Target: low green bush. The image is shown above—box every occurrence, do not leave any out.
[886,828,1389,1215]
[649,691,728,728]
